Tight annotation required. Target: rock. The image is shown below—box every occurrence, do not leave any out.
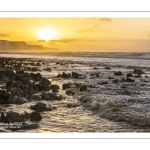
[66,103,79,108]
[114,71,123,76]
[89,103,100,110]
[31,67,39,71]
[126,73,133,78]
[72,71,81,79]
[5,111,24,123]
[51,84,59,93]
[30,112,42,121]
[62,83,70,90]
[134,75,141,78]
[44,68,51,72]
[108,77,114,80]
[113,79,119,83]
[126,77,135,82]
[31,95,42,101]
[41,77,51,85]
[105,67,110,70]
[41,92,56,100]
[30,102,47,112]
[66,90,75,96]
[80,85,87,91]
[100,81,108,85]
[34,73,42,81]
[134,69,144,74]
[57,72,71,78]
[0,112,5,122]
[21,123,38,130]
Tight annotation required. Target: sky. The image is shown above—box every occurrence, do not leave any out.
[0,18,150,52]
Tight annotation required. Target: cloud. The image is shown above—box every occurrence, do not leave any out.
[99,18,112,22]
[48,39,79,43]
[76,29,94,33]
[0,33,10,37]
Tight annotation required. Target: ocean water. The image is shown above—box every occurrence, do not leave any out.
[0,52,150,132]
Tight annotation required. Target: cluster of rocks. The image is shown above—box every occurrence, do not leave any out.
[57,71,83,79]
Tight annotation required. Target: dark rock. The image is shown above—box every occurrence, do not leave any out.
[66,103,79,108]
[100,81,108,85]
[105,67,111,70]
[62,83,70,90]
[114,71,123,76]
[89,103,100,110]
[113,79,119,83]
[126,73,133,78]
[0,112,5,122]
[80,85,87,91]
[72,71,81,79]
[134,75,141,78]
[108,77,114,80]
[66,90,75,96]
[126,77,135,82]
[57,72,71,78]
[22,123,38,130]
[30,102,47,112]
[44,68,51,72]
[5,111,24,123]
[51,84,59,93]
[30,112,42,121]
[34,73,42,81]
[41,92,56,100]
[31,95,42,101]
[134,69,144,74]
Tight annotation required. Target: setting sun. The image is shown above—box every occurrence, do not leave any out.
[36,28,57,41]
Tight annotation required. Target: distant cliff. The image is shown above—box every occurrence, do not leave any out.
[0,40,58,52]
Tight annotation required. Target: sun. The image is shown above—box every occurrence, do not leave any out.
[36,28,57,41]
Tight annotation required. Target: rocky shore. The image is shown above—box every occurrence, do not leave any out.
[0,56,150,132]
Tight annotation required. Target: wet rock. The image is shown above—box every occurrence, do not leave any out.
[30,102,47,112]
[0,90,10,104]
[134,75,141,78]
[105,67,111,70]
[31,67,39,71]
[108,77,114,80]
[80,85,87,91]
[134,69,144,74]
[114,71,123,76]
[66,103,79,108]
[57,72,71,78]
[21,123,38,130]
[51,84,59,93]
[113,79,119,83]
[100,81,108,85]
[30,112,42,121]
[66,90,75,96]
[34,73,42,81]
[89,103,100,110]
[126,73,133,78]
[72,71,81,79]
[41,92,56,100]
[31,95,42,101]
[126,77,135,82]
[0,112,5,122]
[5,111,24,123]
[79,96,91,103]
[41,77,51,85]
[62,83,70,90]
[44,68,51,72]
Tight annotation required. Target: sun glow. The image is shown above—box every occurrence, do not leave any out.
[36,28,57,41]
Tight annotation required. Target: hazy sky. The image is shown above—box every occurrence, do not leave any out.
[0,18,150,52]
